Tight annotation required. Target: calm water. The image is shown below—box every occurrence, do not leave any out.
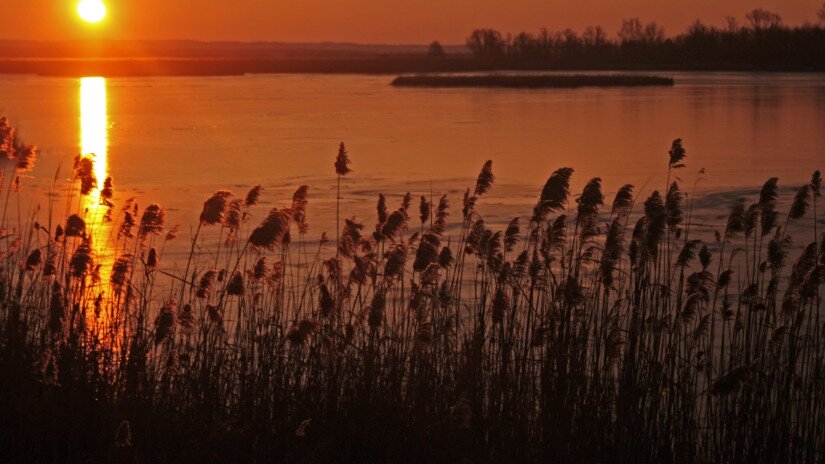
[1,72,824,245]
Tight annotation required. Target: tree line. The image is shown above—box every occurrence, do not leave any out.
[458,6,825,70]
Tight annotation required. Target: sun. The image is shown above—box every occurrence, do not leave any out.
[77,0,107,23]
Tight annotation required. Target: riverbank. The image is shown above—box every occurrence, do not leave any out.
[391,73,674,88]
[1,56,824,77]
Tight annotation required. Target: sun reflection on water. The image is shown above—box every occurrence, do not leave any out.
[79,77,112,290]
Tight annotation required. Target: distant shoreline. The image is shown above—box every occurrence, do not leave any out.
[1,57,824,77]
[391,74,674,88]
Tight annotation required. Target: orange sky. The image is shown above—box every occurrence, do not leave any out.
[3,0,822,43]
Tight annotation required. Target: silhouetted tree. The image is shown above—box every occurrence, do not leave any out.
[581,25,609,47]
[466,28,506,58]
[818,2,825,25]
[427,40,446,58]
[746,8,782,30]
[510,32,538,57]
[618,18,664,44]
[724,16,740,33]
[462,6,825,71]
[618,18,645,43]
[643,22,665,43]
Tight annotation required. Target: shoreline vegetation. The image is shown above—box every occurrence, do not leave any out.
[5,56,824,78]
[1,7,825,76]
[0,115,824,463]
[391,74,674,88]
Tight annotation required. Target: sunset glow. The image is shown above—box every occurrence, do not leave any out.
[77,0,107,23]
[80,76,108,188]
[79,77,112,289]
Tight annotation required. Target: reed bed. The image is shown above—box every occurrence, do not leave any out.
[391,74,674,88]
[0,116,823,463]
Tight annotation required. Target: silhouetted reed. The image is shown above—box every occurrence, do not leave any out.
[0,116,823,464]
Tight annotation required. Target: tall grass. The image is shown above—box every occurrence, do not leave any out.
[0,117,823,463]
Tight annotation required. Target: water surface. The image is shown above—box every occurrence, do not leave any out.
[1,72,823,246]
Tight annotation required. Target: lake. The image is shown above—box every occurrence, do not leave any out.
[1,71,823,254]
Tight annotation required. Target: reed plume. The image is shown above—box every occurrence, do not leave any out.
[474,160,495,196]
[291,185,310,234]
[668,138,687,169]
[24,249,42,271]
[643,191,667,259]
[334,142,352,176]
[69,239,93,277]
[65,214,86,237]
[601,217,625,287]
[245,185,262,207]
[139,204,166,237]
[413,232,440,272]
[334,143,352,256]
[224,199,244,231]
[146,248,159,270]
[200,190,232,226]
[535,167,574,221]
[111,255,131,291]
[789,184,811,220]
[419,195,431,226]
[154,300,177,346]
[249,208,291,250]
[196,270,217,299]
[576,177,604,241]
[0,117,15,159]
[611,184,634,217]
[665,181,683,234]
[252,256,267,281]
[287,319,318,345]
[400,192,412,216]
[319,283,335,317]
[73,155,98,195]
[432,194,449,235]
[368,290,386,328]
[14,144,37,172]
[383,244,407,281]
[43,253,57,277]
[100,177,114,207]
[379,210,407,242]
[226,271,245,296]
[504,217,520,252]
[339,218,364,257]
[178,304,195,333]
[48,282,65,334]
[462,188,476,220]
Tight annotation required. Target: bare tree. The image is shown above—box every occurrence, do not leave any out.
[511,32,538,56]
[618,18,645,43]
[466,28,506,58]
[582,26,608,47]
[724,16,739,33]
[643,22,665,43]
[619,18,664,44]
[745,8,782,30]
